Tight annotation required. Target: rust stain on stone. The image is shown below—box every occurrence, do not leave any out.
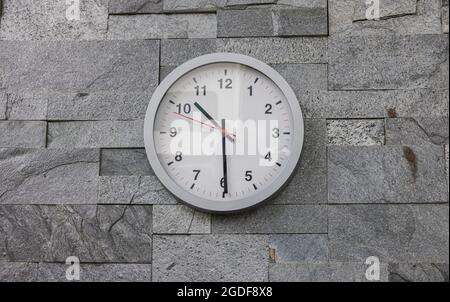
[402,146,418,181]
[387,108,398,118]
[269,247,277,263]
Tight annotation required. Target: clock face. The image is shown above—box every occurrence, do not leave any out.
[144,54,304,213]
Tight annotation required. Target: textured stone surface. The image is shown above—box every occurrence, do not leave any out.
[353,0,417,21]
[5,93,47,120]
[0,40,159,93]
[152,235,268,281]
[328,145,448,203]
[269,235,328,262]
[47,121,144,148]
[153,205,211,234]
[98,176,177,205]
[329,0,442,36]
[164,0,276,12]
[0,94,7,119]
[218,8,274,37]
[329,205,449,263]
[161,39,218,67]
[100,149,153,176]
[300,89,449,119]
[0,205,153,263]
[272,166,327,204]
[212,205,327,234]
[327,119,385,146]
[269,262,389,282]
[108,14,217,39]
[328,34,449,90]
[386,117,449,146]
[273,7,328,36]
[0,0,108,40]
[109,0,163,13]
[388,263,449,282]
[443,4,449,33]
[301,119,327,168]
[0,121,46,148]
[47,91,153,121]
[0,149,99,204]
[272,64,327,91]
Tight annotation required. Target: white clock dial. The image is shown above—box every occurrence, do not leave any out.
[144,54,304,213]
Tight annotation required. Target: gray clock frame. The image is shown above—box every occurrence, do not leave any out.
[144,53,305,213]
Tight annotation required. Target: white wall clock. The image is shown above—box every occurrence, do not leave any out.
[144,53,304,213]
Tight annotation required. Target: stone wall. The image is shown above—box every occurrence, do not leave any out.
[0,0,448,282]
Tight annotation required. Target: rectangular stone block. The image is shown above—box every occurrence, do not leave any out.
[0,0,108,40]
[269,261,389,282]
[152,235,268,281]
[107,14,217,39]
[353,0,417,21]
[0,40,159,93]
[269,234,328,263]
[0,205,153,263]
[100,149,153,176]
[47,121,144,148]
[153,205,211,234]
[386,117,449,146]
[218,37,327,63]
[5,93,47,120]
[273,8,328,36]
[161,39,218,67]
[329,0,442,37]
[109,0,163,13]
[217,8,274,37]
[272,64,327,91]
[388,263,449,282]
[212,205,327,234]
[47,90,153,121]
[164,0,276,12]
[98,176,177,205]
[443,4,449,33]
[301,119,327,168]
[272,166,327,204]
[0,262,152,282]
[327,119,385,146]
[328,145,448,203]
[0,121,46,148]
[329,205,449,263]
[0,94,6,119]
[328,34,449,90]
[0,148,99,204]
[300,89,449,119]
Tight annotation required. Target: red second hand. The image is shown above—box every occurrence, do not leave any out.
[173,112,236,141]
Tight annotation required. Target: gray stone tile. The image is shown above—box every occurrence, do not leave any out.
[153,205,211,234]
[98,176,178,205]
[217,8,274,37]
[328,145,448,204]
[329,205,449,263]
[328,34,449,90]
[0,205,153,263]
[277,0,327,8]
[107,14,217,39]
[301,119,327,168]
[164,0,276,12]
[0,0,108,40]
[269,261,389,282]
[327,119,385,146]
[273,8,328,36]
[388,263,449,282]
[269,234,328,262]
[0,148,99,205]
[0,262,152,282]
[386,117,449,146]
[0,93,7,120]
[47,90,153,121]
[272,64,327,91]
[218,37,327,63]
[109,0,163,13]
[161,39,218,67]
[212,205,327,234]
[329,0,442,37]
[100,149,153,176]
[47,121,144,149]
[0,40,159,93]
[0,121,46,148]
[300,89,449,119]
[152,235,268,281]
[353,0,417,21]
[272,166,327,204]
[443,4,449,33]
[5,93,47,120]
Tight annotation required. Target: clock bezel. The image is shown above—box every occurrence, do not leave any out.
[144,53,304,213]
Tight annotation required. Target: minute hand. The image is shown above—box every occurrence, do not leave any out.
[194,102,235,143]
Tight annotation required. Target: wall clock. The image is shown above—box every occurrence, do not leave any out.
[144,53,304,213]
